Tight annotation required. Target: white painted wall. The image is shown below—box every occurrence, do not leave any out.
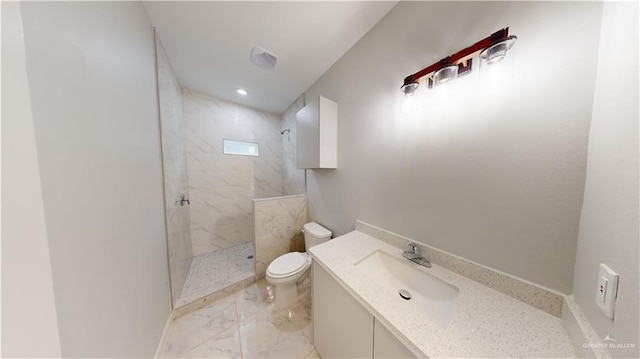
[18,2,170,356]
[1,2,61,356]
[572,2,639,357]
[302,1,603,293]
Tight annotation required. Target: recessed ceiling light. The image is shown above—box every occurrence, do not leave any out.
[237,89,248,96]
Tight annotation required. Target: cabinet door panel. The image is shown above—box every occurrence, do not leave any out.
[296,103,319,169]
[373,319,416,359]
[313,262,373,358]
[296,95,337,169]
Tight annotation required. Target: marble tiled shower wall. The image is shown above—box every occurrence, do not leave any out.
[254,195,307,279]
[155,35,193,304]
[280,96,306,195]
[183,90,283,256]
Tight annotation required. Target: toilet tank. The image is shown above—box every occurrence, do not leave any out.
[303,222,332,250]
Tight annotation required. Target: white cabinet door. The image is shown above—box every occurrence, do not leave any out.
[296,96,337,169]
[313,262,373,358]
[373,319,416,359]
[296,101,319,169]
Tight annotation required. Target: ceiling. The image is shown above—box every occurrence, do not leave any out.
[143,1,397,114]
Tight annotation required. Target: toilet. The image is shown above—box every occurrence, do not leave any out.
[266,222,332,308]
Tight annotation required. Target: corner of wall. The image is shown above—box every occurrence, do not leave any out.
[570,2,639,358]
[562,296,608,359]
[1,1,62,356]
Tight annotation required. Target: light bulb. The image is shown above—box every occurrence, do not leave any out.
[480,36,517,65]
[433,65,458,87]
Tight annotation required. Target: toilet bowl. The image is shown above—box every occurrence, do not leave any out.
[266,222,332,308]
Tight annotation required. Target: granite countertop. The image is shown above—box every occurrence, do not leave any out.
[309,230,576,358]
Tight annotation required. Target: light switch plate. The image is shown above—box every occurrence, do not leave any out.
[596,263,619,319]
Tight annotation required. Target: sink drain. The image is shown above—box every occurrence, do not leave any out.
[399,289,411,300]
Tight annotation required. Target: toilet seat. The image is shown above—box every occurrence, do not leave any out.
[267,252,310,279]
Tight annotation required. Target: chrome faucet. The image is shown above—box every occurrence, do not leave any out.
[402,243,431,268]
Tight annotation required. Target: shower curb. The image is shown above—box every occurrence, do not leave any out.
[172,276,256,320]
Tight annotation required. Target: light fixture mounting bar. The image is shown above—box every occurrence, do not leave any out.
[402,27,511,88]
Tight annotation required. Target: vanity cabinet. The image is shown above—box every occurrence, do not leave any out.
[313,261,373,358]
[374,320,415,359]
[313,262,416,359]
[296,95,337,169]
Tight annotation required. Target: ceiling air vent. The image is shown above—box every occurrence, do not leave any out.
[250,46,278,70]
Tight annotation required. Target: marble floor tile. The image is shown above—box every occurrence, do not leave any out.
[234,279,275,321]
[239,319,314,359]
[162,296,238,358]
[179,325,242,359]
[164,278,317,359]
[304,348,321,359]
[238,291,313,358]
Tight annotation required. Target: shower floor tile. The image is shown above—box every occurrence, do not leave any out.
[177,242,255,307]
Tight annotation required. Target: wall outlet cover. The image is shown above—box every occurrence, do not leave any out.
[596,263,619,319]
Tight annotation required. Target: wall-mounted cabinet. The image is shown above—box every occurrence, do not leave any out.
[296,95,337,169]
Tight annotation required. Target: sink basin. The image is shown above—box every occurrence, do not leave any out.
[355,250,458,328]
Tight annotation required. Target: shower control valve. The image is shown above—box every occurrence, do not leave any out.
[177,193,190,206]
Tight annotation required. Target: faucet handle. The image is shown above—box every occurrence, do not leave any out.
[408,243,420,254]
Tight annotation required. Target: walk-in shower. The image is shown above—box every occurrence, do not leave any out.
[155,33,286,308]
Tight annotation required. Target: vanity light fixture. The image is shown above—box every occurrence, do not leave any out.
[433,64,458,87]
[480,35,517,64]
[401,27,517,96]
[401,81,419,97]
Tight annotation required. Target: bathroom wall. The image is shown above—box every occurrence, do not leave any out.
[301,1,603,293]
[1,2,62,356]
[281,95,306,195]
[183,90,282,256]
[254,195,307,279]
[572,2,639,356]
[18,2,170,357]
[156,35,193,306]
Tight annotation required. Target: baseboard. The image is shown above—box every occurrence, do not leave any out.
[154,311,174,359]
